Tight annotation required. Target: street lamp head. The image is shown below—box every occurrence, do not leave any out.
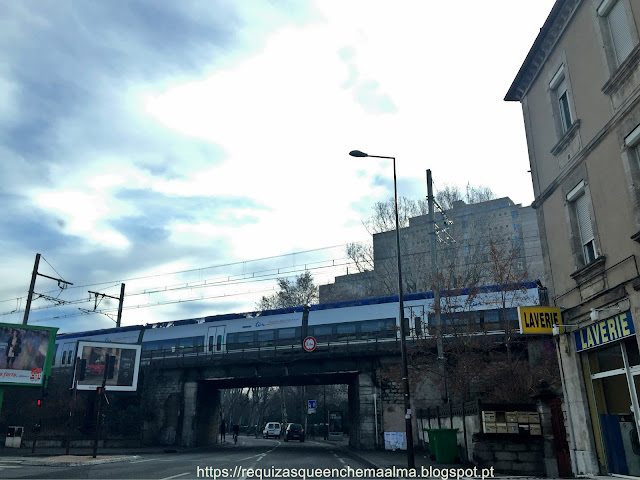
[349,150,368,158]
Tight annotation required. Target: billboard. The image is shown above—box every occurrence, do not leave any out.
[0,323,58,386]
[74,341,141,392]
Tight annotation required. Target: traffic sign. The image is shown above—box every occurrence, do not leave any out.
[308,399,316,414]
[303,336,316,352]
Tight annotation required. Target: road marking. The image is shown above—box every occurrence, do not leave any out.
[159,473,190,480]
[130,458,158,463]
[0,466,21,469]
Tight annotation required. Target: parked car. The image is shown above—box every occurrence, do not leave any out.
[262,422,282,439]
[284,423,304,442]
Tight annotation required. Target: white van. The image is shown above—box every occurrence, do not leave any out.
[262,422,282,439]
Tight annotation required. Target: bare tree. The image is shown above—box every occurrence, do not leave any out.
[435,183,496,211]
[257,271,318,310]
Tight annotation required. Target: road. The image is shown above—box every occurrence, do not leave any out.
[0,437,373,480]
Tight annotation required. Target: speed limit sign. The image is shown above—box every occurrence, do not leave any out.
[303,336,317,352]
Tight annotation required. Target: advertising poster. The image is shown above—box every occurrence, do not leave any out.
[75,341,141,392]
[0,323,58,386]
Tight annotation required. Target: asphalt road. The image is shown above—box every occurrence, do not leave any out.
[0,437,373,480]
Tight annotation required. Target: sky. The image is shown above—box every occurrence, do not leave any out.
[0,0,557,333]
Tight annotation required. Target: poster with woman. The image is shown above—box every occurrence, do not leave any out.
[0,324,57,386]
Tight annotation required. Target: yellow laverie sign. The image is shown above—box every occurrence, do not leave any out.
[518,306,562,334]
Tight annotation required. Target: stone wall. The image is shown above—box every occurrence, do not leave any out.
[472,434,545,476]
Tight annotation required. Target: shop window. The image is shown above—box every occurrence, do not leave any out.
[589,342,625,373]
[625,338,640,366]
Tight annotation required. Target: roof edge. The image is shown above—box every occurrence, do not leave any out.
[504,0,567,102]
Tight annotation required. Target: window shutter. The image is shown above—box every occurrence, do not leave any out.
[608,1,635,66]
[576,194,594,246]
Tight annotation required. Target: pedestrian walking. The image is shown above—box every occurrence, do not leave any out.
[220,419,226,443]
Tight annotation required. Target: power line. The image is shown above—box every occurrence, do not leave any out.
[0,244,352,305]
[0,258,359,317]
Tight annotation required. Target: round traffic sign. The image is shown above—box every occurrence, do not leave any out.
[303,336,317,352]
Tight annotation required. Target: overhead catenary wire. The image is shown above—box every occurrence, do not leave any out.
[0,243,353,304]
[0,257,360,317]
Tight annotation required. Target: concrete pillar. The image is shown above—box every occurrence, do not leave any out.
[181,381,198,447]
[349,372,378,449]
[195,382,220,446]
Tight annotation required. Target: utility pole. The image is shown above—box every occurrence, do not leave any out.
[23,253,73,325]
[88,283,125,327]
[23,254,40,325]
[323,385,327,440]
[427,171,445,394]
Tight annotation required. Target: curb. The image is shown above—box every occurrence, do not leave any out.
[21,455,140,467]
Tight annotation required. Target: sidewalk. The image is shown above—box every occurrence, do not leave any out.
[322,438,623,480]
[0,445,189,467]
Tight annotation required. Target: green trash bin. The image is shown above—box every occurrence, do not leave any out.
[426,428,459,463]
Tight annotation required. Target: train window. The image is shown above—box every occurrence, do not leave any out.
[163,340,177,352]
[216,335,222,351]
[360,320,386,339]
[237,332,254,345]
[415,317,422,336]
[257,330,275,348]
[208,336,214,352]
[403,318,410,336]
[484,310,500,323]
[277,328,296,339]
[276,328,297,346]
[62,351,67,365]
[53,345,58,365]
[143,341,161,351]
[336,323,356,341]
[178,337,195,348]
[310,325,332,338]
[196,336,205,352]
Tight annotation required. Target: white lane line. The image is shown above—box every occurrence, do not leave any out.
[130,458,158,464]
[0,466,21,469]
[159,473,190,480]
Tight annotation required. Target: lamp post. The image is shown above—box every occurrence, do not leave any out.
[349,149,415,469]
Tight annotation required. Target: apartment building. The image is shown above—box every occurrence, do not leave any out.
[319,197,543,303]
[506,0,640,476]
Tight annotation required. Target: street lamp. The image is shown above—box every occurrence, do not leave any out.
[349,149,415,469]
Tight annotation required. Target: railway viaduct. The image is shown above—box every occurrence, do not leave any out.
[140,344,441,450]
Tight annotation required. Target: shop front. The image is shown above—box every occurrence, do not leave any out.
[578,310,640,475]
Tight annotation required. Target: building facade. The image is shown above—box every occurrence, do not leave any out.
[320,197,543,303]
[506,0,640,475]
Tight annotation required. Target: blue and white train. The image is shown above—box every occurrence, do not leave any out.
[52,282,541,367]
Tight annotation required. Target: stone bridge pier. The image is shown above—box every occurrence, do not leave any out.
[144,369,221,447]
[348,372,382,450]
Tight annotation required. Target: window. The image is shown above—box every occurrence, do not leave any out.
[599,0,635,67]
[625,123,640,170]
[557,78,573,133]
[567,181,597,265]
[550,65,573,134]
[511,211,518,219]
[336,323,357,341]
